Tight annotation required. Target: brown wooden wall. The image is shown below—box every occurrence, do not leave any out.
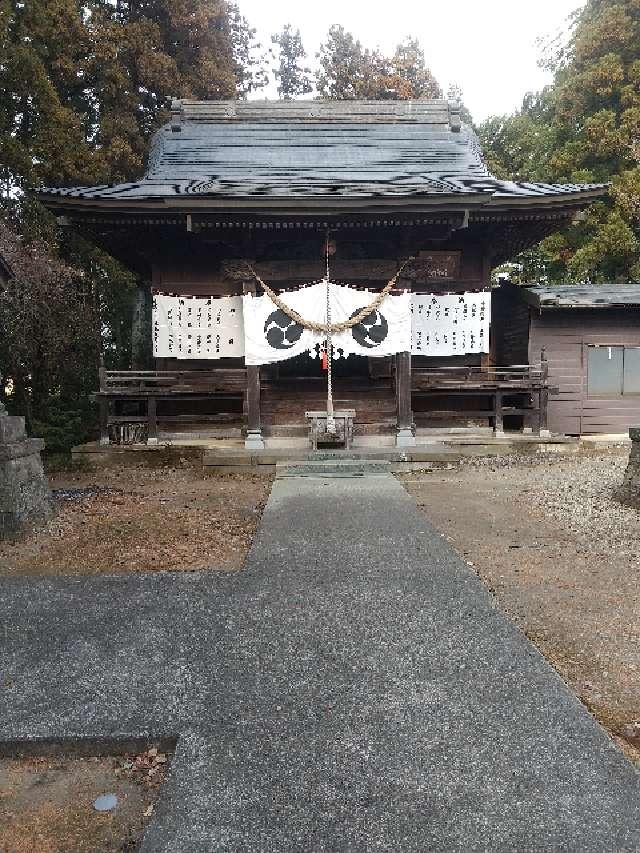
[529,308,640,435]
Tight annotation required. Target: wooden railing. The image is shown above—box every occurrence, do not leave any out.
[93,369,247,445]
[412,364,548,391]
[98,369,247,395]
[411,362,552,434]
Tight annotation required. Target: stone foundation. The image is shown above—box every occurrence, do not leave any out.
[0,403,52,537]
[615,427,640,508]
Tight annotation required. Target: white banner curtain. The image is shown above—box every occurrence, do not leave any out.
[242,282,412,366]
[411,292,490,357]
[152,294,245,359]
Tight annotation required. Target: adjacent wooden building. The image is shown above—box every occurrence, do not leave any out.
[493,283,640,435]
[37,99,607,445]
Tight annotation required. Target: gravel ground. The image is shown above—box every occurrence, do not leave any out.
[401,449,640,762]
[0,465,272,577]
[0,747,170,853]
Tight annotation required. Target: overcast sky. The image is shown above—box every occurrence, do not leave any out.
[240,0,583,122]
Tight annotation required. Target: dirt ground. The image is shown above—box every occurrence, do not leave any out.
[0,747,170,853]
[401,449,640,763]
[0,464,272,577]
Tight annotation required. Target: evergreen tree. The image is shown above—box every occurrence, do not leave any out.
[385,38,441,100]
[271,24,313,100]
[480,0,640,282]
[0,0,268,192]
[316,27,441,101]
[0,0,266,447]
[316,25,373,100]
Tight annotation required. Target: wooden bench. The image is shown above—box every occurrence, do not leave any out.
[93,369,247,445]
[305,410,356,450]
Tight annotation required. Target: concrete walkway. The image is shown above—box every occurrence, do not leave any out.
[1,470,639,851]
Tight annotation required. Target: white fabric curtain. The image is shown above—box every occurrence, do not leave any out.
[242,282,412,366]
[152,294,244,359]
[411,292,490,357]
[153,287,491,364]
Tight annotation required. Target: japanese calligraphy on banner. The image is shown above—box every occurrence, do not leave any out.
[242,282,411,366]
[152,294,244,359]
[411,292,491,356]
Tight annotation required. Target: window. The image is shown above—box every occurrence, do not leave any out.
[587,346,640,396]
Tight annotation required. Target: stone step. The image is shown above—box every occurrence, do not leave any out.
[264,421,397,437]
[275,459,392,478]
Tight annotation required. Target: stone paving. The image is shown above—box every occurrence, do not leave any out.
[1,470,639,851]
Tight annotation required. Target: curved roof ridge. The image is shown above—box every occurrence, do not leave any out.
[169,98,459,128]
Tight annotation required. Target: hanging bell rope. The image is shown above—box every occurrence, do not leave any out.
[243,248,415,441]
[323,235,336,433]
[324,271,336,434]
[243,256,415,334]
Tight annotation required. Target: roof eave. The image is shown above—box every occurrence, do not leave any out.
[36,186,605,219]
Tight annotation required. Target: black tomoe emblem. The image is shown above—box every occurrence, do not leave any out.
[264,309,304,350]
[350,308,389,349]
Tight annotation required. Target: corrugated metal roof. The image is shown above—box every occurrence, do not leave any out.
[38,99,606,206]
[523,284,640,308]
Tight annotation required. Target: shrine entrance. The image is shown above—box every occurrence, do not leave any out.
[275,351,370,380]
[261,354,396,439]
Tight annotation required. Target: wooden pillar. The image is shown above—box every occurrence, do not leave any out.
[242,279,265,450]
[98,398,110,446]
[396,351,415,447]
[147,397,158,445]
[493,390,504,436]
[131,282,152,369]
[98,358,110,446]
[539,348,550,437]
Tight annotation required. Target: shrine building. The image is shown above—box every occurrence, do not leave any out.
[37,99,612,451]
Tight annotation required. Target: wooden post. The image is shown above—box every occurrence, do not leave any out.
[98,399,110,446]
[242,279,265,450]
[98,355,110,446]
[493,390,504,436]
[395,351,415,447]
[147,397,158,445]
[539,348,550,437]
[131,283,152,369]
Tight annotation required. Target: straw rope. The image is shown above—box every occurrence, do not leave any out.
[244,257,414,333]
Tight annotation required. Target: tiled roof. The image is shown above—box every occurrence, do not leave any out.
[523,283,640,308]
[38,99,606,207]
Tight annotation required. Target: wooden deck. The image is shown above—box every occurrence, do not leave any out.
[93,368,247,444]
[411,364,551,434]
[93,362,552,445]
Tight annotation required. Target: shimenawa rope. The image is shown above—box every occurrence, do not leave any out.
[244,252,414,438]
[244,257,415,334]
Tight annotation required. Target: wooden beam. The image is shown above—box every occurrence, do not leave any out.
[223,256,463,285]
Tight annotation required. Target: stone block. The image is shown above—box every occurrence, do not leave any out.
[615,427,640,508]
[0,411,52,538]
[0,414,26,443]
